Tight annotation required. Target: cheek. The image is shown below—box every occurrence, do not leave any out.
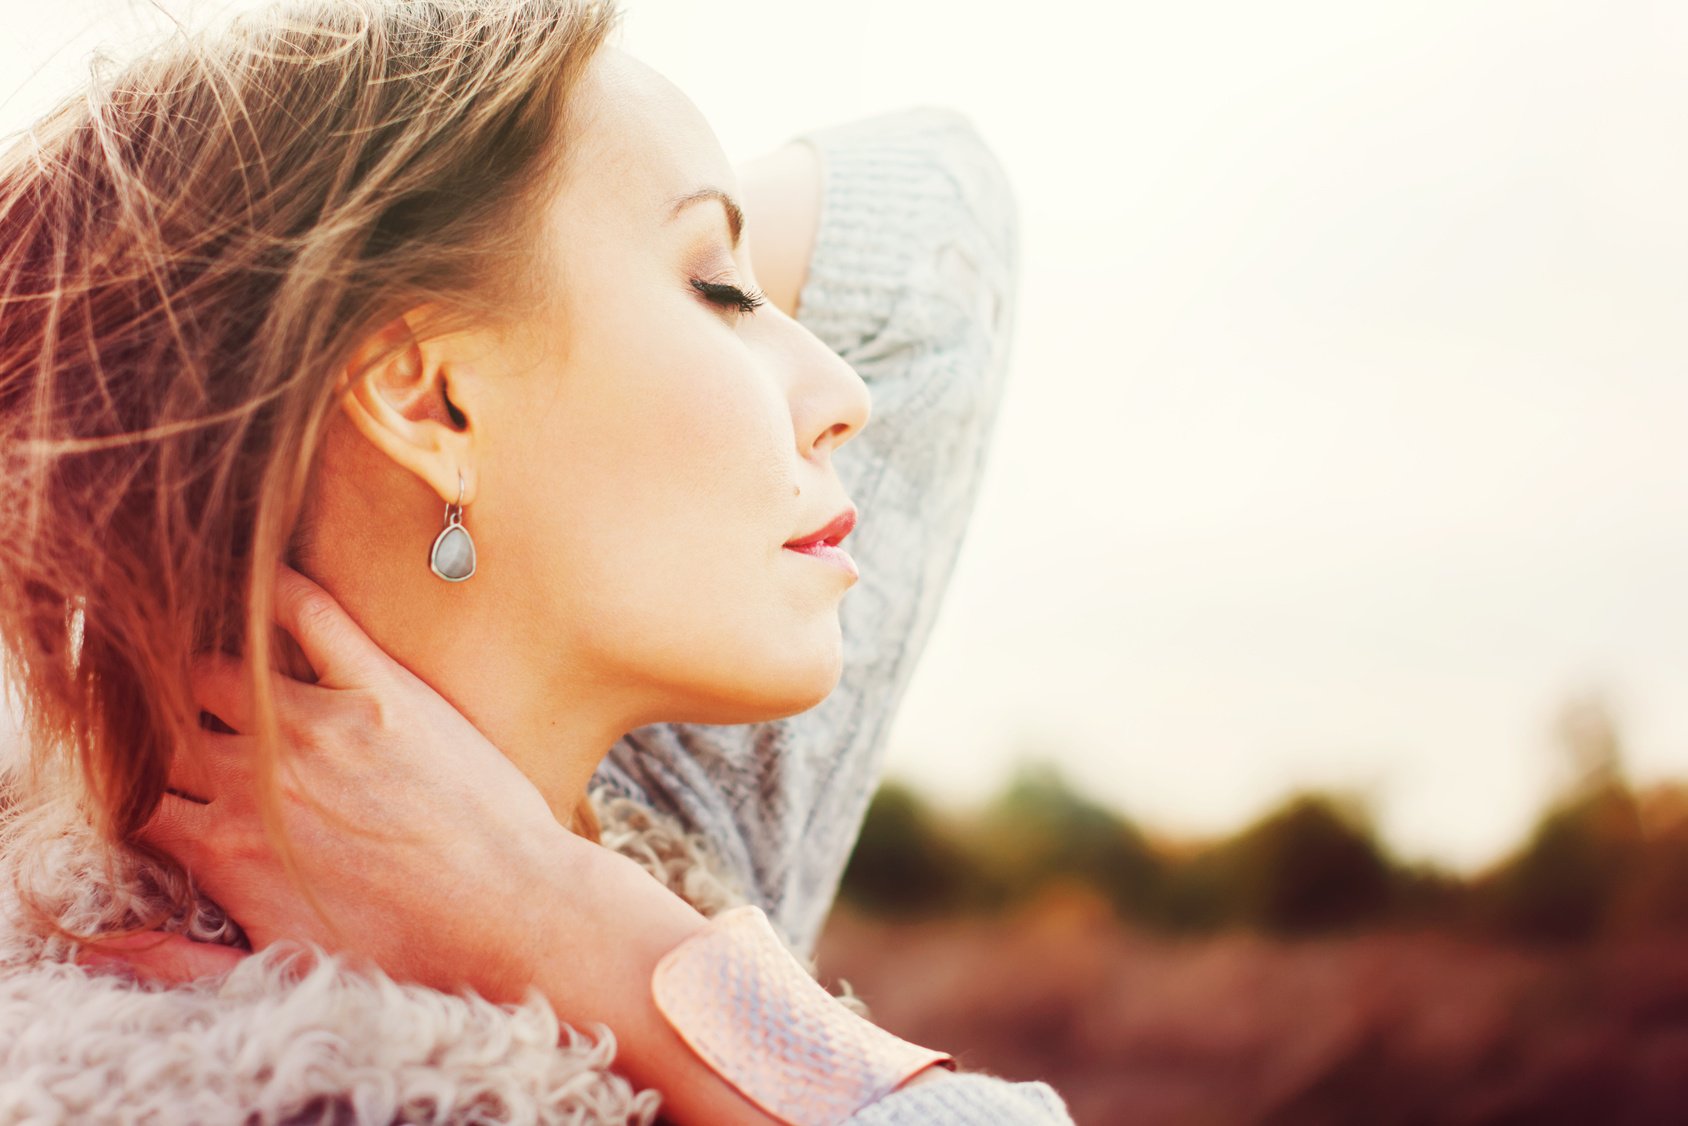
[595,320,791,544]
[493,316,800,657]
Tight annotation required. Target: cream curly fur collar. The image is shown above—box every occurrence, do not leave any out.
[0,785,804,1124]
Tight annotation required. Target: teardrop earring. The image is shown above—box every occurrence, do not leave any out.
[429,471,477,582]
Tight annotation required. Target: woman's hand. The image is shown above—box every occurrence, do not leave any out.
[81,562,595,1002]
[75,561,787,1123]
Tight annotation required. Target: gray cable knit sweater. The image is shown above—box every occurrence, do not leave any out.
[0,106,1073,1125]
[594,105,1072,1123]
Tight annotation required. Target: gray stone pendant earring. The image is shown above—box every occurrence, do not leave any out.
[429,471,476,582]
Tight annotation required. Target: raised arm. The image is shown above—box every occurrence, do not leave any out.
[733,138,823,321]
[592,105,1022,958]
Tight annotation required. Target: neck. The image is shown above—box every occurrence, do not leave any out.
[298,428,645,837]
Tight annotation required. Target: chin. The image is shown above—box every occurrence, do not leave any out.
[672,646,843,726]
[737,662,843,723]
[647,609,846,723]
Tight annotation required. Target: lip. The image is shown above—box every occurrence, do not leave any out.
[784,540,859,579]
[784,506,857,550]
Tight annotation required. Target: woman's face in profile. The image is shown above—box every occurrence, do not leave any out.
[462,46,871,728]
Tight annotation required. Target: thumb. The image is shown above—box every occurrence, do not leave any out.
[76,931,249,985]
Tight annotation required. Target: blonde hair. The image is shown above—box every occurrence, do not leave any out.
[0,0,620,943]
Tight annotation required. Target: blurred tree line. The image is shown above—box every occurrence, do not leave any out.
[839,696,1688,942]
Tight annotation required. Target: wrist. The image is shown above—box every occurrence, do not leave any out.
[896,1066,951,1092]
[471,823,633,1004]
[522,841,708,1016]
[649,905,956,1124]
[520,850,955,1125]
[527,845,782,1124]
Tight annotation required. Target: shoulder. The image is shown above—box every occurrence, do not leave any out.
[0,783,694,1124]
[0,945,655,1123]
[0,785,661,1124]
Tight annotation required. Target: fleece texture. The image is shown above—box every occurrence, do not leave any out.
[0,786,754,1124]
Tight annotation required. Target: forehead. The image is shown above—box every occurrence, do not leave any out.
[561,47,737,229]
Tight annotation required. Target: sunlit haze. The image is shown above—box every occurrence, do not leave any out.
[6,0,1686,873]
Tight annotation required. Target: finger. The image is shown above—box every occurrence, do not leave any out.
[166,728,254,806]
[133,790,214,861]
[189,649,323,737]
[162,743,218,807]
[77,932,248,984]
[271,562,387,690]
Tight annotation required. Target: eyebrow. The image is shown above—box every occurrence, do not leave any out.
[667,187,745,250]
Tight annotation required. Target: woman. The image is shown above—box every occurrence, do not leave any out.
[0,0,1069,1121]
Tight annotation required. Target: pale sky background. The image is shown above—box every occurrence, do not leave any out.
[5,0,1686,873]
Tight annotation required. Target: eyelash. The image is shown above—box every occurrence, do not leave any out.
[691,277,767,317]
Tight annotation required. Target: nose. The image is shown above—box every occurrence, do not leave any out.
[789,321,871,457]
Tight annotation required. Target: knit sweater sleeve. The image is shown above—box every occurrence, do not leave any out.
[591,105,1019,952]
[854,1073,1074,1124]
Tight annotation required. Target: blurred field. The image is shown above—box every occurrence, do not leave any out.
[816,702,1688,1124]
[817,897,1688,1124]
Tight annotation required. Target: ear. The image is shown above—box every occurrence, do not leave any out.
[336,308,478,506]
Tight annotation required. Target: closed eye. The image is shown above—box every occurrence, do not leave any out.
[692,277,767,317]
